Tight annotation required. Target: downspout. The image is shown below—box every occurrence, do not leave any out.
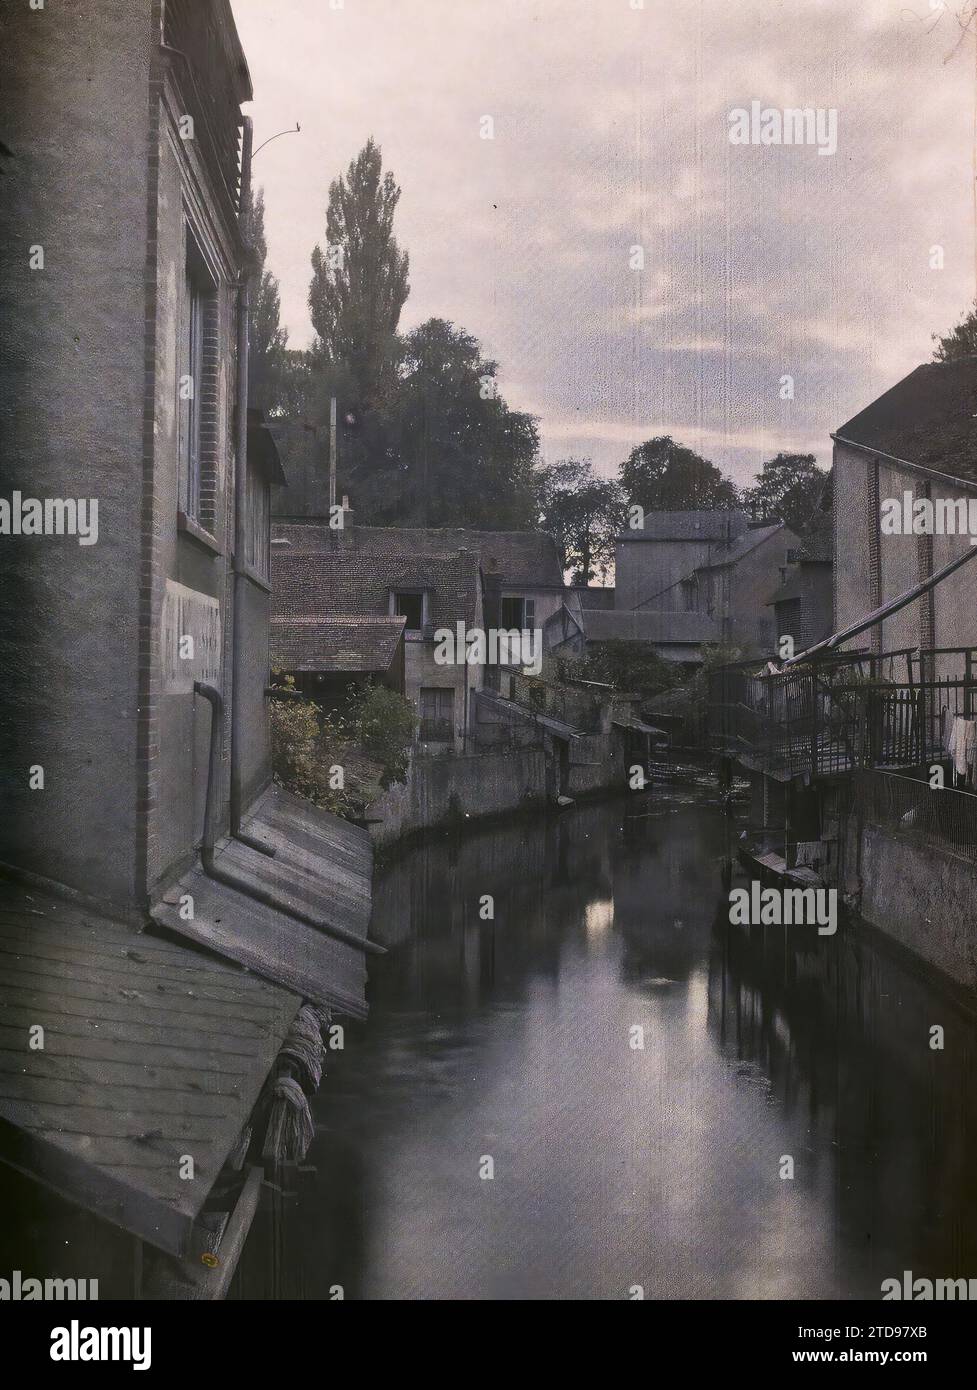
[229,116,271,857]
[195,681,384,956]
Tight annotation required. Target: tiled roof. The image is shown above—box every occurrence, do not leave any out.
[273,523,565,587]
[271,545,482,630]
[617,509,749,542]
[270,615,405,673]
[835,357,977,484]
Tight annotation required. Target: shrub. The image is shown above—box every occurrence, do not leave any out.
[268,678,354,816]
[350,681,417,788]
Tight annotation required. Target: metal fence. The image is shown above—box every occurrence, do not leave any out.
[709,647,977,781]
[856,768,977,863]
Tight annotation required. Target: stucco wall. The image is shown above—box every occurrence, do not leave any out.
[833,441,871,638]
[726,530,797,654]
[615,537,718,611]
[0,1,153,907]
[367,749,547,846]
[859,825,977,991]
[834,439,977,669]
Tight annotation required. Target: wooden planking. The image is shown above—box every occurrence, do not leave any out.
[248,784,373,884]
[151,866,369,1019]
[243,785,374,938]
[219,837,370,940]
[0,881,300,1256]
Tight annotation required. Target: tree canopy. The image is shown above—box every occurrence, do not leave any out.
[339,318,541,529]
[743,452,831,534]
[933,302,977,362]
[620,436,740,512]
[309,137,410,410]
[537,458,626,584]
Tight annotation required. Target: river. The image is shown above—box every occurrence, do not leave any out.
[236,773,977,1300]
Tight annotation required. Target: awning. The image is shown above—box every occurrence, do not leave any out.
[0,880,299,1257]
[151,787,376,1020]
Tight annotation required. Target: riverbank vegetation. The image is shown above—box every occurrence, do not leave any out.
[269,676,416,819]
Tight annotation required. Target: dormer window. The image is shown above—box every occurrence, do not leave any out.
[391,590,427,632]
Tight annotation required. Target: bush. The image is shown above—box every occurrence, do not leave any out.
[572,640,682,698]
[268,675,355,816]
[351,681,417,788]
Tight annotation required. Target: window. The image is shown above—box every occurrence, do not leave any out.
[420,687,454,741]
[180,231,218,529]
[393,591,425,632]
[500,596,534,628]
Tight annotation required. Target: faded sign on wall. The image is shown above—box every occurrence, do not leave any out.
[162,580,221,694]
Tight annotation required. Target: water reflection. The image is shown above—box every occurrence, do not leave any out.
[236,785,977,1301]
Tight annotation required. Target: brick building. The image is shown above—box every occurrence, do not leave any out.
[0,0,376,1295]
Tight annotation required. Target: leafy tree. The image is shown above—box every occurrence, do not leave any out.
[620,436,740,512]
[349,318,540,528]
[537,457,626,583]
[933,302,977,362]
[743,452,830,534]
[309,137,410,410]
[247,188,290,415]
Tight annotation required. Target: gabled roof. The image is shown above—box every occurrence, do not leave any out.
[271,615,405,674]
[618,509,749,542]
[273,523,565,588]
[694,522,787,570]
[834,357,977,484]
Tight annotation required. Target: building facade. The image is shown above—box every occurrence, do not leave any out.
[585,510,799,664]
[0,0,376,1294]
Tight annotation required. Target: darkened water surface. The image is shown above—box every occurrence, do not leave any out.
[238,778,977,1300]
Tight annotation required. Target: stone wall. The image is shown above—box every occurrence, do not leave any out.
[367,748,547,847]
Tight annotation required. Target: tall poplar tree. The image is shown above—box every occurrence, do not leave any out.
[308,138,410,409]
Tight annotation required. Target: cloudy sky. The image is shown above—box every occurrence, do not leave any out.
[231,0,975,488]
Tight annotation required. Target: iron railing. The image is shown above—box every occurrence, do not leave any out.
[709,647,977,780]
[856,768,977,863]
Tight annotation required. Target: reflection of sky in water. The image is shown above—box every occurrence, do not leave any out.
[236,791,977,1301]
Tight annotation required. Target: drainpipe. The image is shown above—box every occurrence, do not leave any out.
[228,116,272,858]
[194,682,384,955]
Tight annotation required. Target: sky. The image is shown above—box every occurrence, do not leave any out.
[231,0,976,489]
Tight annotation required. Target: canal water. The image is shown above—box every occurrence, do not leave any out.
[237,774,977,1300]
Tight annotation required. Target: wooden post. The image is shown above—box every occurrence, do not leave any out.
[966,650,973,719]
[328,395,337,512]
